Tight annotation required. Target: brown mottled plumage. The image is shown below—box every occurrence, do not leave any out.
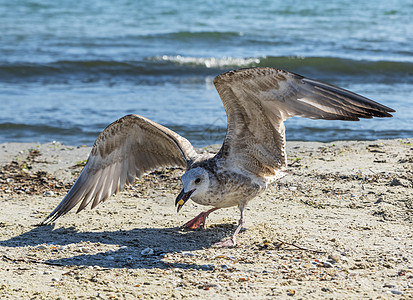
[42,67,394,247]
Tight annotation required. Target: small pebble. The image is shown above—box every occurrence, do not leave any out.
[322,261,334,268]
[80,247,90,253]
[328,252,341,262]
[44,191,54,197]
[36,245,48,250]
[6,178,14,183]
[141,247,154,256]
[182,252,195,257]
[51,277,59,282]
[201,264,213,270]
[390,290,403,295]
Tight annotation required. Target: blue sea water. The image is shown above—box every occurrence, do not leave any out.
[0,0,412,147]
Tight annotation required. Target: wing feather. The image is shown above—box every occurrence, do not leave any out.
[213,67,394,177]
[42,114,198,224]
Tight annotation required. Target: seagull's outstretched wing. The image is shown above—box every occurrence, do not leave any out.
[42,114,198,224]
[213,67,394,177]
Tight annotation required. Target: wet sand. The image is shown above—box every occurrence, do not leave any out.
[0,139,412,299]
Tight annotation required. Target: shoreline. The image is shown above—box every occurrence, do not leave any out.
[1,138,412,299]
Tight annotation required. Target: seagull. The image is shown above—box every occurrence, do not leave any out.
[42,67,394,247]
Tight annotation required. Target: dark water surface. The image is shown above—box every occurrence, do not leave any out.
[1,0,412,146]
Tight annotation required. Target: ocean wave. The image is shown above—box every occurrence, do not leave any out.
[2,121,410,147]
[0,123,87,136]
[259,56,413,76]
[149,55,260,68]
[149,55,413,75]
[144,31,243,41]
[0,123,98,145]
[0,56,412,83]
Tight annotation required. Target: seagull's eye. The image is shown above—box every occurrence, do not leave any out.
[194,178,201,184]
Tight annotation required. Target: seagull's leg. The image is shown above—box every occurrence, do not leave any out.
[214,208,245,248]
[184,207,219,229]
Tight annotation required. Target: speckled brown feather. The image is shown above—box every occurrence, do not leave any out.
[213,67,394,178]
[42,114,198,223]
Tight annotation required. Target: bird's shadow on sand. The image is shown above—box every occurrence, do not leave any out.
[0,223,235,270]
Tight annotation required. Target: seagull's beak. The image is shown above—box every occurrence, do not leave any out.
[175,189,195,213]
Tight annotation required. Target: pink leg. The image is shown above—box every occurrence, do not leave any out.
[214,209,245,248]
[184,207,219,229]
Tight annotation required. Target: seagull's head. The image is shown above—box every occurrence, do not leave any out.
[175,167,210,212]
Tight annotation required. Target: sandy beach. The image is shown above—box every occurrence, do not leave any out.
[0,139,412,299]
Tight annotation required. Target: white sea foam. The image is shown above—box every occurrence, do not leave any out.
[153,55,261,68]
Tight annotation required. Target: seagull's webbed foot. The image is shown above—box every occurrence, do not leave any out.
[213,209,245,248]
[184,207,219,230]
